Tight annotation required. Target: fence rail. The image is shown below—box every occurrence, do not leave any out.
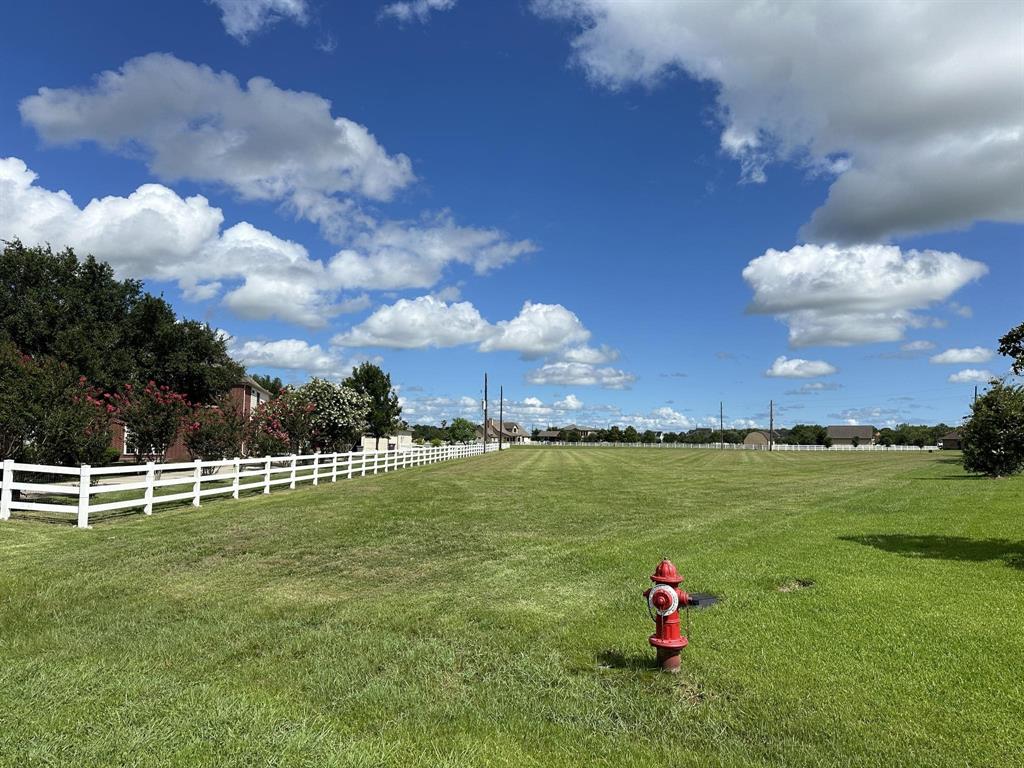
[525,442,940,451]
[0,443,492,528]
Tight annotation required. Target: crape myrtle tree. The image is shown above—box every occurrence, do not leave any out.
[185,395,247,467]
[244,379,371,456]
[344,363,403,449]
[303,378,371,453]
[0,337,115,466]
[112,382,192,463]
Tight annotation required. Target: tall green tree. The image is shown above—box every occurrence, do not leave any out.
[0,241,242,401]
[447,418,477,445]
[250,373,286,397]
[344,363,403,449]
[998,321,1024,375]
[961,380,1024,477]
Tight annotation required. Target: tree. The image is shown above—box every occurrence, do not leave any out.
[623,426,639,443]
[447,418,477,444]
[0,241,242,402]
[961,380,1024,477]
[0,338,115,466]
[244,388,311,455]
[185,396,246,465]
[250,373,286,397]
[301,378,371,452]
[112,382,191,463]
[998,322,1024,375]
[641,430,658,443]
[344,363,403,449]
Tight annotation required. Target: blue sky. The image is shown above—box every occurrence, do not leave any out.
[1,0,1021,432]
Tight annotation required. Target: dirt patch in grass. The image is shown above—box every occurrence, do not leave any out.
[778,578,815,592]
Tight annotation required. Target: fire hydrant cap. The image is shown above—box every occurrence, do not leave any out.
[650,558,683,585]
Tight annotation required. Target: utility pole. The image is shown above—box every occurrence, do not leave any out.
[483,372,489,452]
[720,401,724,450]
[974,385,978,407]
[499,385,504,452]
[769,399,774,452]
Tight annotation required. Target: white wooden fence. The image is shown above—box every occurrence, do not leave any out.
[528,442,940,451]
[0,443,490,529]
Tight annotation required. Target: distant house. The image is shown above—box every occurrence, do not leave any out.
[561,424,601,439]
[743,430,780,447]
[939,430,963,450]
[112,376,273,462]
[826,425,877,446]
[362,429,414,452]
[535,429,562,443]
[477,419,528,444]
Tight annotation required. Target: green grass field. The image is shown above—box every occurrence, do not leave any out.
[1,448,1022,767]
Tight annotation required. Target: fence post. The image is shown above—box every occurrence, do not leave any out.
[77,464,91,529]
[347,452,354,480]
[144,461,155,515]
[232,458,240,499]
[289,455,297,489]
[1,459,14,521]
[192,459,202,507]
[264,455,272,494]
[331,453,339,483]
[312,452,320,486]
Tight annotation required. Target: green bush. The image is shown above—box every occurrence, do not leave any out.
[962,380,1024,477]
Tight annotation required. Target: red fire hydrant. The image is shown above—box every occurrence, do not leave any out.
[644,558,692,672]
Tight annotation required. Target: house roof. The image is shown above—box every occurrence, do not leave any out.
[941,430,962,440]
[562,424,599,432]
[745,430,780,439]
[826,425,877,439]
[241,375,274,400]
[537,430,561,438]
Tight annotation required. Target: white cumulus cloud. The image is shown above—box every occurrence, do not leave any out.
[743,243,987,347]
[381,0,456,23]
[0,157,372,328]
[765,356,837,379]
[930,347,995,365]
[525,361,636,390]
[211,0,308,42]
[479,302,590,358]
[948,369,995,384]
[534,0,1024,241]
[20,54,414,209]
[555,394,584,410]
[332,295,492,349]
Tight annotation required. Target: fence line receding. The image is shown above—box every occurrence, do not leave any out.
[0,443,491,528]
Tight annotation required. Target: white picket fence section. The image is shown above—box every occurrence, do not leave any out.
[528,442,940,451]
[0,443,491,529]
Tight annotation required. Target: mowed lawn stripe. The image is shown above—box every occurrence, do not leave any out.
[1,449,1021,767]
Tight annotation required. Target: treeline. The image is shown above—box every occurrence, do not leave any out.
[0,241,403,466]
[534,423,955,446]
[410,418,478,446]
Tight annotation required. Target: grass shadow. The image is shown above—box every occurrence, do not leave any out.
[595,649,656,672]
[841,534,1024,570]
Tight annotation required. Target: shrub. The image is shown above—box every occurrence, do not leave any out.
[962,380,1024,477]
[185,396,246,466]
